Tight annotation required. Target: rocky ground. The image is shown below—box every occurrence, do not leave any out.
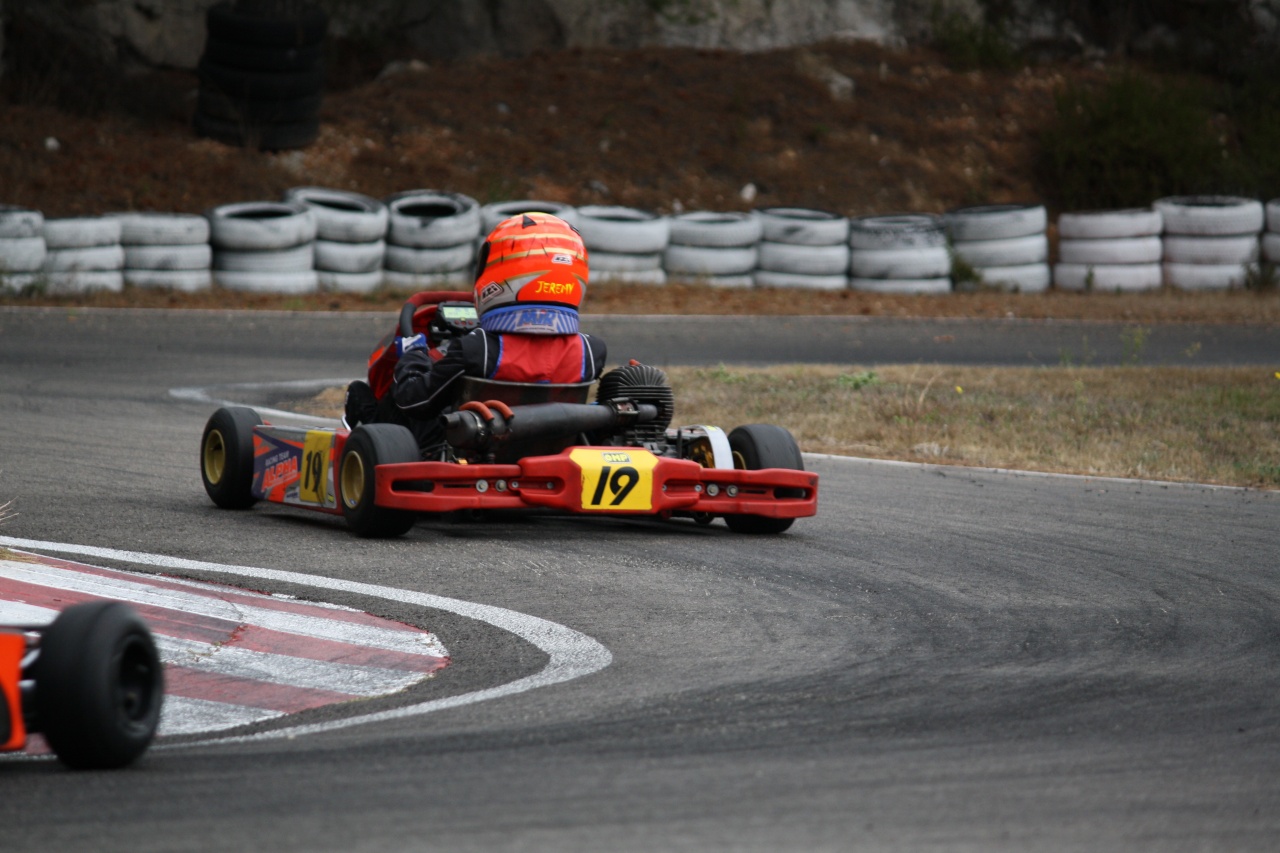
[0,38,1276,323]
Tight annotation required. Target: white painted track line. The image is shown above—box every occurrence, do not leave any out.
[0,537,613,750]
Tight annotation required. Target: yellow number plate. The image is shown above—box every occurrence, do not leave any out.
[572,449,658,512]
[298,430,334,506]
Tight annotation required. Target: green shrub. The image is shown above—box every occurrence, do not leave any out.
[929,3,1023,72]
[1213,57,1280,199]
[1035,72,1231,210]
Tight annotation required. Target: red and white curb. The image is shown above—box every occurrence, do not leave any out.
[0,536,612,751]
[1,548,449,742]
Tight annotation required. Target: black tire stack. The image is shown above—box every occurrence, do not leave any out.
[194,1,327,151]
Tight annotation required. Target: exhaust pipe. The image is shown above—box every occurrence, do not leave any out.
[442,400,658,453]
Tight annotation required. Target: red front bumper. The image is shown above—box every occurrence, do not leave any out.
[371,451,818,519]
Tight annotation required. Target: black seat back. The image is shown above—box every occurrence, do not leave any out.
[460,377,594,406]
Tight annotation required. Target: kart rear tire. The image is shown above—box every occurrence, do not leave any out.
[33,601,163,769]
[339,424,420,538]
[202,406,262,509]
[725,424,804,535]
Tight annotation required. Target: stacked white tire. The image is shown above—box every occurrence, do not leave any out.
[574,205,669,285]
[208,200,318,293]
[1157,196,1264,291]
[664,211,761,288]
[285,187,387,294]
[43,216,125,294]
[946,204,1050,293]
[1265,199,1280,264]
[383,191,481,290]
[753,208,850,291]
[0,206,46,293]
[480,200,578,235]
[1053,208,1163,292]
[848,213,951,294]
[110,212,212,292]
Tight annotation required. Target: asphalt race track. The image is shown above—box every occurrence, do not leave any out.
[1,307,1277,852]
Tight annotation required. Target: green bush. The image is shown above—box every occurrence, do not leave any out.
[929,3,1022,71]
[1035,73,1232,210]
[1036,64,1280,209]
[1214,57,1280,199]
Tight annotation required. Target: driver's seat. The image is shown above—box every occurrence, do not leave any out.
[459,377,595,406]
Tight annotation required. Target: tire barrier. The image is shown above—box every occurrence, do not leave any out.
[10,194,1280,296]
[285,187,387,293]
[754,208,849,291]
[42,216,125,294]
[1265,199,1280,264]
[0,238,47,269]
[1054,207,1164,293]
[665,211,761,288]
[575,205,669,285]
[109,212,213,293]
[848,213,950,294]
[208,200,318,293]
[481,200,579,235]
[1155,196,1263,291]
[946,204,1050,293]
[192,1,327,151]
[0,205,46,293]
[383,190,480,288]
[0,204,43,239]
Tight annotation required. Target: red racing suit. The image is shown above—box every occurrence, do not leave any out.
[391,328,608,449]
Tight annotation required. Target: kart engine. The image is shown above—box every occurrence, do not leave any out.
[595,362,674,446]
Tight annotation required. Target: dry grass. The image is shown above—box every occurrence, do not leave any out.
[3,281,1280,325]
[301,366,1280,489]
[665,365,1280,488]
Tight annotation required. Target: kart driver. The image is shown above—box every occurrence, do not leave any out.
[351,212,607,454]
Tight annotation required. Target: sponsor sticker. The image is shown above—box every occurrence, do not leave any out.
[261,454,300,492]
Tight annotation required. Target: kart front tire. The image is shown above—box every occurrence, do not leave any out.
[33,601,164,770]
[725,424,804,535]
[339,424,420,538]
[201,406,262,509]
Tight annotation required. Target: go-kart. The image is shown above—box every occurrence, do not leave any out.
[2,600,163,769]
[200,291,818,538]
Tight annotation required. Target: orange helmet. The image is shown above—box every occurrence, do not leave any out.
[473,213,589,335]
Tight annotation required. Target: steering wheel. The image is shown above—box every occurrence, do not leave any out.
[399,290,473,338]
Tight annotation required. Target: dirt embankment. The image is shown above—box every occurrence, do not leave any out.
[2,39,1276,324]
[1,40,1081,221]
